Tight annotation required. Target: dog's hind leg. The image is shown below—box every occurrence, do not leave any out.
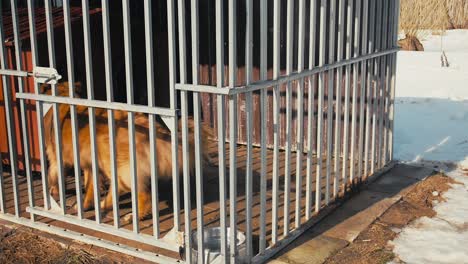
[48,162,60,200]
[82,169,95,211]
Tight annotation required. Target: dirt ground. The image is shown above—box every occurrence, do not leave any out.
[0,224,141,264]
[325,173,456,264]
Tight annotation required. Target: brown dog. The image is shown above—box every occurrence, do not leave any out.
[43,82,211,220]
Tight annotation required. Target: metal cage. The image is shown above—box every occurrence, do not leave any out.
[0,0,400,263]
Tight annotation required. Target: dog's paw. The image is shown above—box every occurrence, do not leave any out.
[122,213,133,224]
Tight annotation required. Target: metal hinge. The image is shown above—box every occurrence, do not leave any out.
[0,66,62,84]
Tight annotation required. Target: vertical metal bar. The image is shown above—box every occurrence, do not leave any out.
[170,3,181,234]
[383,0,393,165]
[102,0,119,228]
[326,0,336,205]
[295,0,306,229]
[334,0,346,197]
[259,0,268,253]
[215,0,228,260]
[358,0,369,180]
[284,0,294,236]
[228,0,238,261]
[306,0,317,220]
[82,0,101,223]
[272,0,281,244]
[27,0,50,211]
[364,0,376,177]
[245,0,253,259]
[0,3,20,217]
[377,0,389,170]
[10,0,35,220]
[349,0,361,184]
[315,0,327,213]
[341,0,354,188]
[121,0,138,231]
[143,0,159,236]
[371,0,382,174]
[64,0,83,220]
[102,0,119,227]
[45,0,66,214]
[176,0,191,261]
[389,0,400,161]
[190,0,205,262]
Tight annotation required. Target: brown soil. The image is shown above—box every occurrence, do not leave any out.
[325,173,455,264]
[0,225,141,264]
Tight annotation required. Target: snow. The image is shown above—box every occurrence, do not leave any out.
[390,169,468,264]
[394,30,468,162]
[390,30,468,264]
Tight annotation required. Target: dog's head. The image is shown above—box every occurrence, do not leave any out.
[40,82,83,97]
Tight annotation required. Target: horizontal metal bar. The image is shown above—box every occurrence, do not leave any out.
[175,83,231,95]
[0,213,181,264]
[25,206,181,252]
[0,69,28,77]
[15,93,177,117]
[176,48,399,95]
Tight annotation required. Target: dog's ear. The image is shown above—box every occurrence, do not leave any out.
[73,82,83,97]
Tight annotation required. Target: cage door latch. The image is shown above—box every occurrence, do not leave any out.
[33,67,62,85]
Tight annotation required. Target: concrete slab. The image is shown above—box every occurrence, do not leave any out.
[273,235,348,264]
[368,164,433,196]
[321,192,401,242]
[270,164,434,264]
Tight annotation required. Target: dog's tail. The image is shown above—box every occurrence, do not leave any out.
[179,118,214,166]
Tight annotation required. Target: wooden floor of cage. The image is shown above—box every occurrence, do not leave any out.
[0,139,368,260]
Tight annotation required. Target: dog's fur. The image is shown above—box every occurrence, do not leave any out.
[43,82,211,220]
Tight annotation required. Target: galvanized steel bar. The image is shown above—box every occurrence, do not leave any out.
[190,0,205,262]
[215,0,228,260]
[326,0,336,205]
[46,0,66,214]
[82,0,101,222]
[0,4,20,217]
[341,0,354,188]
[382,0,393,166]
[295,0,306,229]
[334,0,346,198]
[364,0,376,177]
[122,0,139,232]
[316,0,327,213]
[371,0,383,174]
[284,0,294,236]
[271,0,281,244]
[25,206,180,252]
[144,0,159,237]
[101,0,119,227]
[10,0,36,220]
[349,0,362,183]
[175,49,398,95]
[305,0,317,219]
[64,0,84,220]
[377,0,389,170]
[245,0,254,258]
[259,0,268,253]
[389,0,400,161]
[358,0,369,181]
[27,0,50,211]
[228,0,238,261]
[176,0,192,261]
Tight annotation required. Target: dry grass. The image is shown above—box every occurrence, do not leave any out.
[400,0,468,39]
